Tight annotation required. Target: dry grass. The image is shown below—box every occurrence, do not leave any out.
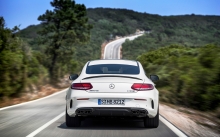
[0,84,65,108]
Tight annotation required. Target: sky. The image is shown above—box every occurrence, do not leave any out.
[0,0,219,30]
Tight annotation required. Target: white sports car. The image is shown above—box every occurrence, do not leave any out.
[66,59,159,128]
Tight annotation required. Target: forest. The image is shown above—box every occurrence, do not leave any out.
[0,7,220,116]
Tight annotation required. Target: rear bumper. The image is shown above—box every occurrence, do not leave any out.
[66,88,159,118]
[74,107,148,117]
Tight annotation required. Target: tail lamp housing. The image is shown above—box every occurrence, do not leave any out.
[131,83,154,91]
[71,83,93,90]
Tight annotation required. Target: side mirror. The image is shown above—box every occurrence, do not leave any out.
[150,75,159,82]
[69,74,79,80]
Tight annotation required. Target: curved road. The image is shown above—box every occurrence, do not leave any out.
[0,35,187,137]
[104,34,143,59]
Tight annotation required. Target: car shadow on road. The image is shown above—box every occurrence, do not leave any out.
[58,118,149,130]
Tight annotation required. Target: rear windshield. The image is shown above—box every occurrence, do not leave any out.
[86,64,140,74]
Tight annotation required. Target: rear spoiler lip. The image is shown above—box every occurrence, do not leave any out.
[82,75,142,80]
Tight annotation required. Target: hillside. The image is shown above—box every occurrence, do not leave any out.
[18,8,220,66]
[122,14,220,59]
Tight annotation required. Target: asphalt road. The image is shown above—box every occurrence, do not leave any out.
[0,34,186,137]
[104,34,143,59]
[0,90,66,137]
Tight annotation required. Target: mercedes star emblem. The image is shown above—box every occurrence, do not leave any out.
[109,84,115,89]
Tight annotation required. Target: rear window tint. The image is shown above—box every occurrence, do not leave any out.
[86,64,140,74]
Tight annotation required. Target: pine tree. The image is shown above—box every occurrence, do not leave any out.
[38,0,92,83]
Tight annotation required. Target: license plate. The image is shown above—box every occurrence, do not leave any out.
[98,99,125,105]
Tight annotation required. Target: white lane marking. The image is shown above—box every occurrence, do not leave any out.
[103,41,113,59]
[0,88,67,111]
[118,45,121,59]
[26,112,65,137]
[159,115,188,137]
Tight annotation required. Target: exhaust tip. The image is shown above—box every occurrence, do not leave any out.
[76,109,93,115]
[131,109,147,116]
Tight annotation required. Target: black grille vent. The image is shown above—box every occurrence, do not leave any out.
[151,100,154,109]
[70,100,72,108]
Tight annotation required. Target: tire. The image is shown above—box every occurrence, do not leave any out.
[144,108,159,128]
[66,108,81,127]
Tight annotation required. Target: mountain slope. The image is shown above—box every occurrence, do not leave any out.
[17,8,220,67]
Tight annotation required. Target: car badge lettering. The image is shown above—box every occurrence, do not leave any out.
[89,90,99,92]
[109,84,115,89]
[127,90,135,92]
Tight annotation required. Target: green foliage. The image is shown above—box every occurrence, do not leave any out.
[123,15,220,59]
[37,0,92,83]
[16,24,43,39]
[0,17,47,98]
[0,50,24,96]
[137,44,220,111]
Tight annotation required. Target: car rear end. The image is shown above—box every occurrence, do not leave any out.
[66,60,159,119]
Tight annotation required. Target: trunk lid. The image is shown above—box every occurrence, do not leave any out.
[80,75,144,93]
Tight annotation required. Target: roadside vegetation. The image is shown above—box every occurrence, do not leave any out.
[0,0,91,101]
[0,16,48,101]
[120,12,220,115]
[137,45,220,112]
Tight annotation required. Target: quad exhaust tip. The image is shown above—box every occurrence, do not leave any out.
[131,110,147,115]
[76,109,93,115]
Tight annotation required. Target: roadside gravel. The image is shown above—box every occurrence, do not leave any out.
[160,103,220,137]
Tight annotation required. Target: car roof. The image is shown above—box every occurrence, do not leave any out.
[88,59,138,66]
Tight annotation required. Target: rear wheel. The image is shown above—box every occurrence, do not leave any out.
[144,108,159,128]
[66,108,81,127]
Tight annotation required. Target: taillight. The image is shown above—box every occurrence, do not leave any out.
[131,83,154,91]
[71,83,93,90]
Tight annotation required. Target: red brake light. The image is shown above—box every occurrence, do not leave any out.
[131,83,154,91]
[71,83,93,90]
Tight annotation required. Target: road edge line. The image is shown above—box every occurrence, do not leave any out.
[103,40,112,59]
[0,88,67,111]
[26,112,65,137]
[159,115,188,137]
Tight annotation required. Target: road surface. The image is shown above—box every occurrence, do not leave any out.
[104,34,143,59]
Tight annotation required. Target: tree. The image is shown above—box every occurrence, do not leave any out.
[0,17,23,97]
[0,17,20,53]
[38,0,92,83]
[0,17,48,98]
